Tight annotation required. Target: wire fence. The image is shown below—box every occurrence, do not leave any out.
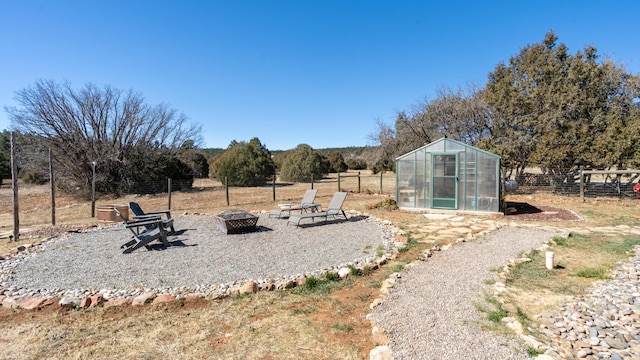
[506,168,640,200]
[7,167,640,241]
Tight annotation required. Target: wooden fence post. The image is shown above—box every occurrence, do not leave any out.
[358,171,361,193]
[225,176,230,206]
[272,174,276,201]
[311,174,314,190]
[380,171,383,194]
[338,173,341,192]
[91,161,96,218]
[11,132,19,242]
[49,148,56,226]
[168,178,172,209]
[580,165,584,202]
[501,166,506,214]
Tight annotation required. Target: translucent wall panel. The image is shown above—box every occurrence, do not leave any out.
[396,155,415,207]
[457,151,466,210]
[444,140,465,152]
[415,149,428,208]
[424,152,431,206]
[463,149,477,210]
[476,151,499,211]
[429,141,444,152]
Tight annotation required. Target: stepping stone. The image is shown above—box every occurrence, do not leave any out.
[424,213,455,220]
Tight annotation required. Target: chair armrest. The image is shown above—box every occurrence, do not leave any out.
[144,210,172,218]
[302,203,322,211]
[124,218,163,229]
[132,214,162,220]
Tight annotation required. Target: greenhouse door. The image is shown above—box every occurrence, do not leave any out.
[431,153,458,209]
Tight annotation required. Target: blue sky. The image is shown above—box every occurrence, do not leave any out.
[1,1,639,151]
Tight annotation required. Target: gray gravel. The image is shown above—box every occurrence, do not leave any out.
[5,214,390,292]
[371,226,564,360]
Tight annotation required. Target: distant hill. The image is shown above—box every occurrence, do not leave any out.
[200,146,373,158]
[200,148,226,158]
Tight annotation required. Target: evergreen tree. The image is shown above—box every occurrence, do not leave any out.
[484,31,640,182]
[210,137,275,186]
[279,144,329,182]
[0,131,11,182]
[328,151,348,173]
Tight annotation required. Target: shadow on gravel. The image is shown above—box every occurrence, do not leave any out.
[254,225,273,232]
[145,239,198,251]
[221,225,273,235]
[505,201,542,215]
[170,228,192,236]
[294,215,369,228]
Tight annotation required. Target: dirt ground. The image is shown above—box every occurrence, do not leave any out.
[504,201,583,221]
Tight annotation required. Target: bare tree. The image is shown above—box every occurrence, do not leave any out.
[368,84,492,170]
[399,85,492,146]
[6,80,202,193]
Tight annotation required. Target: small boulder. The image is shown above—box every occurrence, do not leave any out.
[81,295,105,309]
[275,279,296,290]
[239,281,258,294]
[132,291,156,306]
[104,298,131,308]
[2,297,19,309]
[369,345,392,360]
[18,297,47,310]
[59,297,81,309]
[338,267,351,279]
[153,294,176,304]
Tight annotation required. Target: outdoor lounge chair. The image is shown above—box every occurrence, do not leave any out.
[114,208,172,253]
[129,201,175,234]
[287,192,348,226]
[269,189,320,218]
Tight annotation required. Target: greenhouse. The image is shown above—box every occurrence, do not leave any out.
[395,137,502,213]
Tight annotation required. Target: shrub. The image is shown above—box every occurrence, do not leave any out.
[346,157,367,170]
[210,138,275,186]
[279,144,329,182]
[526,347,542,356]
[18,169,49,185]
[178,149,210,178]
[98,147,195,195]
[328,151,348,173]
[366,199,398,210]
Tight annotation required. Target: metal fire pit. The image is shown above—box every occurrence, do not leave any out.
[213,210,258,234]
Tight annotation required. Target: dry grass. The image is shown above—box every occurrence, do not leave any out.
[0,284,395,360]
[2,174,640,358]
